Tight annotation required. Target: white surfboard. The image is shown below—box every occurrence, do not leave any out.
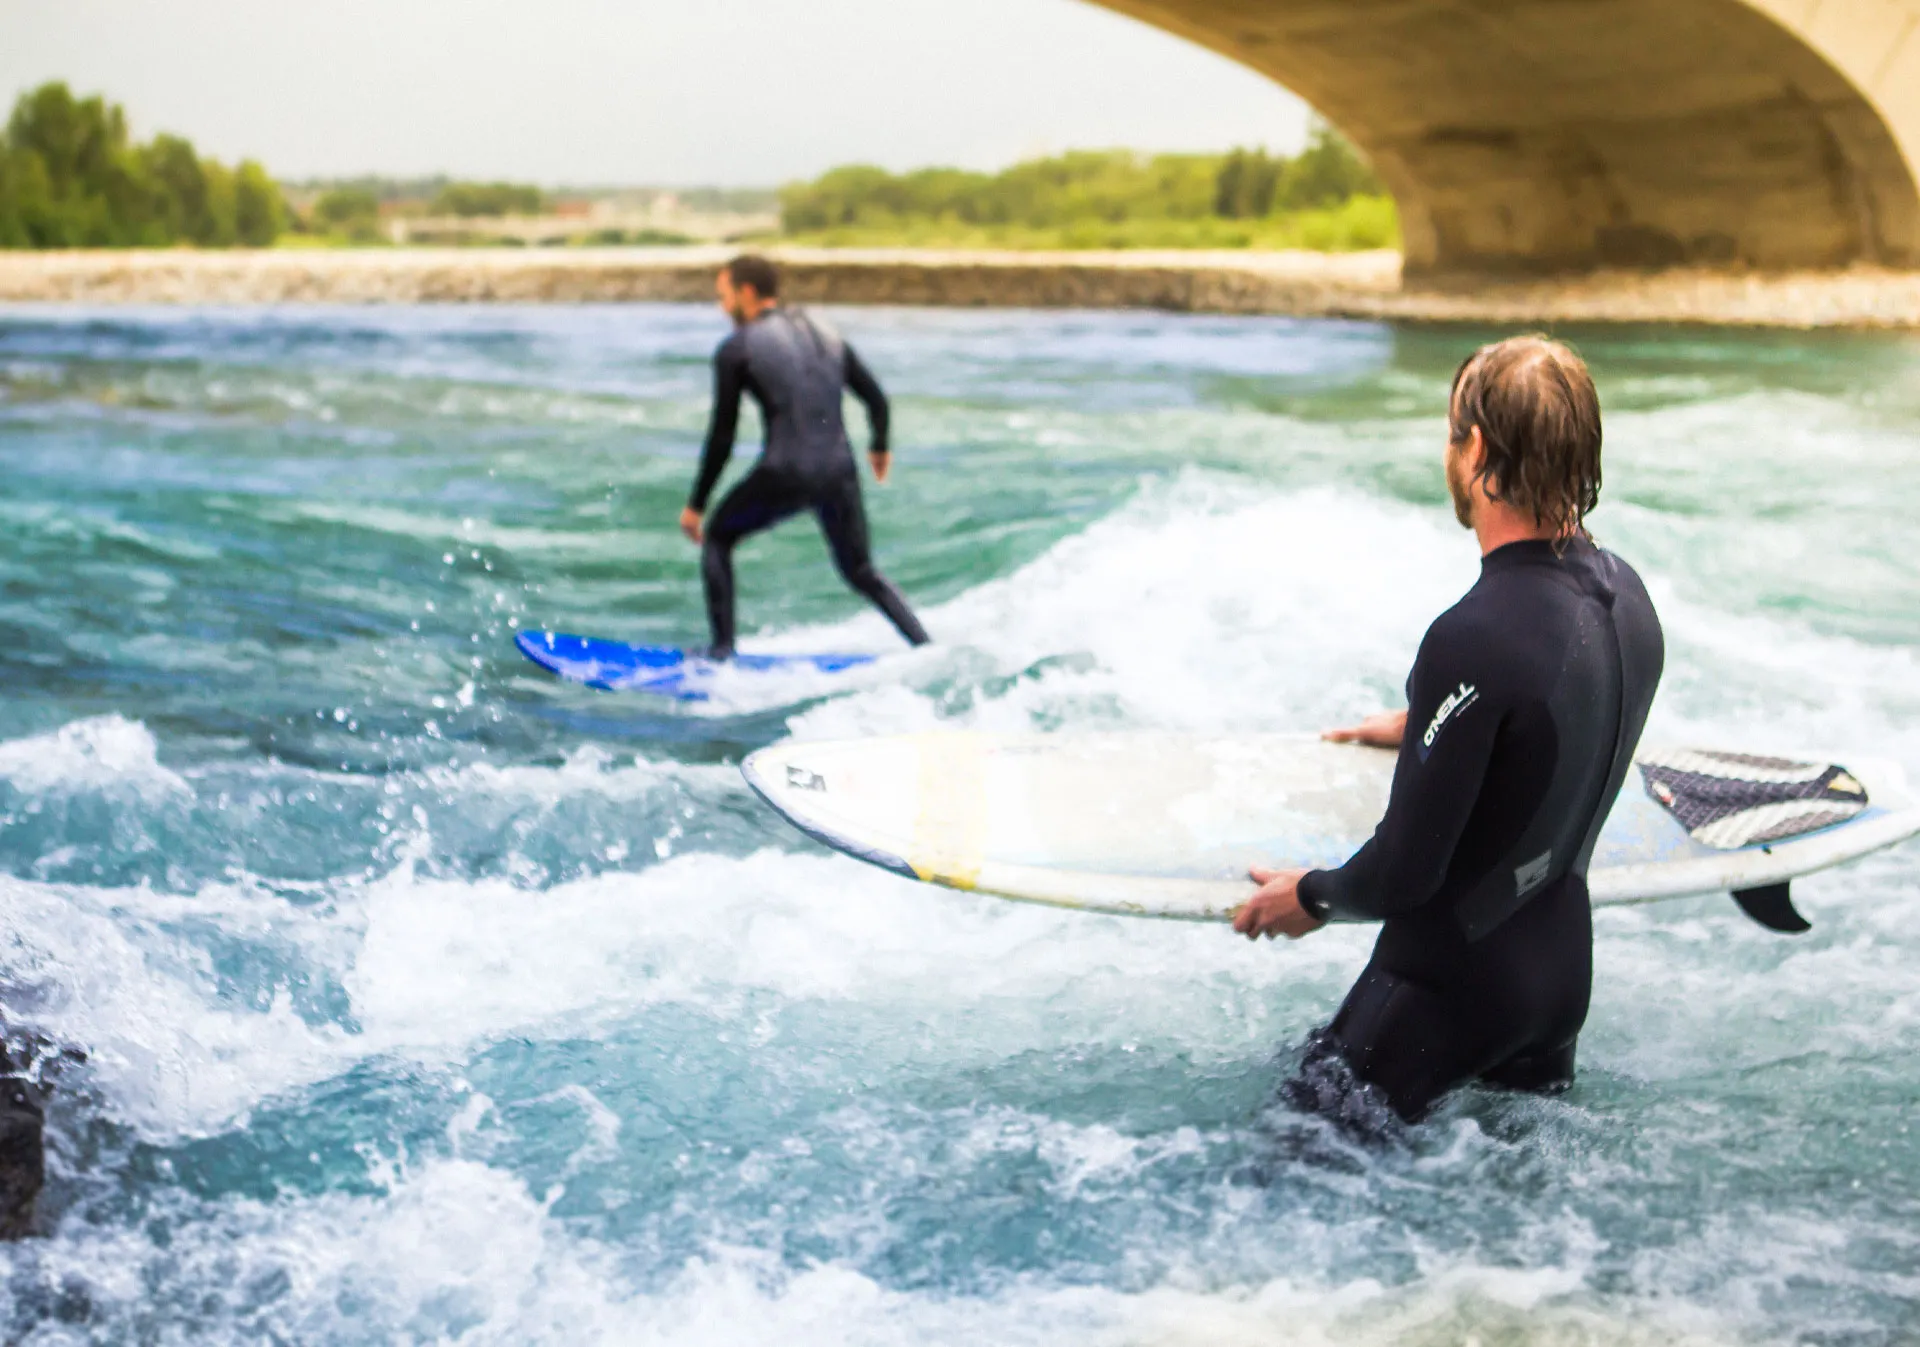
[742,733,1920,931]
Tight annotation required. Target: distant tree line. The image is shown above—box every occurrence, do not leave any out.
[779,121,1394,250]
[0,83,286,248]
[429,181,544,218]
[282,175,450,241]
[670,186,779,215]
[1212,126,1385,218]
[304,187,386,243]
[0,81,563,250]
[0,81,1391,254]
[292,177,549,243]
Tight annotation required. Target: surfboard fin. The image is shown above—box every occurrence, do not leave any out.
[1730,882,1811,934]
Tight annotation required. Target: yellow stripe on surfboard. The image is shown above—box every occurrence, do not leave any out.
[909,732,988,890]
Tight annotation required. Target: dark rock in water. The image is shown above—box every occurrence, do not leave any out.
[0,1022,85,1240]
[0,1078,43,1239]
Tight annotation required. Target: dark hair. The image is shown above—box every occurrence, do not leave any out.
[725,253,780,299]
[1448,335,1602,538]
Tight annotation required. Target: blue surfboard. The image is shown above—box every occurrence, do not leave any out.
[515,631,875,702]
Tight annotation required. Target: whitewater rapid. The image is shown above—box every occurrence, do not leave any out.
[0,305,1916,1344]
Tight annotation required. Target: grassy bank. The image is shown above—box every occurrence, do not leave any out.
[2,81,1394,256]
[775,129,1397,253]
[780,194,1396,252]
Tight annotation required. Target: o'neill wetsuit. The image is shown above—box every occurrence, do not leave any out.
[1292,537,1664,1122]
[690,307,929,656]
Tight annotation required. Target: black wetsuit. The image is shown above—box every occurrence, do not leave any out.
[1292,537,1664,1122]
[690,308,929,655]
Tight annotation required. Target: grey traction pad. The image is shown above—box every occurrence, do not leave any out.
[1639,748,1868,850]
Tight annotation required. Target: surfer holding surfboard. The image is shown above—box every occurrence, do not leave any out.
[1233,336,1666,1124]
[677,255,931,659]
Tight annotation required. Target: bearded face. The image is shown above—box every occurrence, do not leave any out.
[1445,434,1476,529]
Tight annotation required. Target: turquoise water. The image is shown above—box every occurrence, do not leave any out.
[1,302,1918,1344]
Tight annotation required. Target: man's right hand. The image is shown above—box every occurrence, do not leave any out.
[679,506,704,544]
[1323,708,1407,748]
[1232,867,1323,940]
[870,450,890,483]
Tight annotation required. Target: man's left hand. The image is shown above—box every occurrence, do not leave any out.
[870,451,891,483]
[679,506,704,543]
[1232,867,1323,940]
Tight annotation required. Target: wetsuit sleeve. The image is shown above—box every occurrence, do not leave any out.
[1298,612,1504,922]
[689,338,747,512]
[843,344,890,457]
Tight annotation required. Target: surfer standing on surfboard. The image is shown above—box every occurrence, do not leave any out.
[678,255,931,658]
[1232,335,1666,1124]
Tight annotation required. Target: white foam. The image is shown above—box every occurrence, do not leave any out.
[0,834,1371,1138]
[8,476,1915,1134]
[0,714,190,800]
[789,474,1476,741]
[343,846,1366,1060]
[0,874,352,1132]
[5,453,1916,1342]
[420,743,736,804]
[12,1155,1752,1345]
[1641,584,1920,761]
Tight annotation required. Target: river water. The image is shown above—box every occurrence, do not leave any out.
[0,302,1917,1345]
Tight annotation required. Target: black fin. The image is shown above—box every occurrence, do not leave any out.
[1731,882,1811,934]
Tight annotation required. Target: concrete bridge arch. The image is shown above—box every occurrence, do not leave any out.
[1093,0,1920,274]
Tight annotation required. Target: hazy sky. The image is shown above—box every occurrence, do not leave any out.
[0,0,1313,186]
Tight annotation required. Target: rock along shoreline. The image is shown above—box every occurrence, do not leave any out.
[3,246,1919,328]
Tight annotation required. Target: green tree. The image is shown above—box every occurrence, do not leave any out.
[430,181,543,217]
[0,82,290,248]
[1276,120,1384,211]
[144,133,219,243]
[776,135,1397,251]
[233,161,285,245]
[0,152,29,246]
[782,165,899,231]
[9,83,122,199]
[1214,148,1281,219]
[4,82,135,245]
[311,186,382,241]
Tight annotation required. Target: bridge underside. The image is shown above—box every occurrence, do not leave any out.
[1099,0,1920,275]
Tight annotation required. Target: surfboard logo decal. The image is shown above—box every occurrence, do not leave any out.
[1419,682,1479,760]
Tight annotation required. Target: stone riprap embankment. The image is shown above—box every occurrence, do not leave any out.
[2,246,1919,328]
